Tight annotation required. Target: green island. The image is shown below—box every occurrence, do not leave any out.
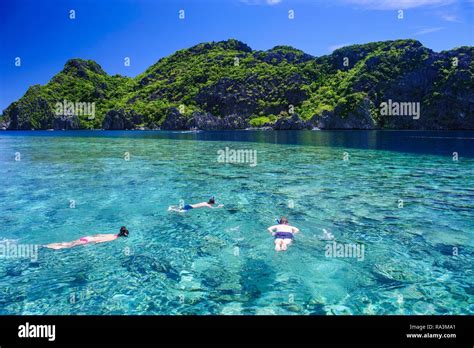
[1,39,473,130]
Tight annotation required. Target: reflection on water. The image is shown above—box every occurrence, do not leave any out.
[2,130,474,157]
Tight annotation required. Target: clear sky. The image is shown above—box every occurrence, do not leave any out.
[0,0,473,111]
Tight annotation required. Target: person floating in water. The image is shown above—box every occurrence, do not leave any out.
[44,226,129,250]
[267,217,299,252]
[168,197,224,212]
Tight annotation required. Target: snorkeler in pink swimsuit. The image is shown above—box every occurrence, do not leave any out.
[44,226,129,250]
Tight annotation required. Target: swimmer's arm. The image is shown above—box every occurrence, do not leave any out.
[292,227,300,233]
[93,239,109,244]
[267,225,278,233]
[208,203,224,209]
[87,234,115,241]
[94,236,116,244]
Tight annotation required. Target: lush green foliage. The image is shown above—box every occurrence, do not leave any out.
[2,39,473,129]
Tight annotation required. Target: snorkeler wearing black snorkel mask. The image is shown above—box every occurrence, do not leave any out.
[44,226,129,250]
[168,196,224,212]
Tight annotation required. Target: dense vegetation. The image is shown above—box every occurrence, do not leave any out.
[1,39,473,130]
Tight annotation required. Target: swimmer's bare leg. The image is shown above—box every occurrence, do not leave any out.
[274,238,283,252]
[45,242,73,250]
[281,239,292,251]
[45,240,85,250]
[168,206,187,213]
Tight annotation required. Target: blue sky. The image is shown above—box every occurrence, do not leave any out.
[0,0,473,111]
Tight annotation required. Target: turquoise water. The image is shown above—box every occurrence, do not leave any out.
[0,130,473,315]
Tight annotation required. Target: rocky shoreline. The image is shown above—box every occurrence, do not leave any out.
[5,105,472,131]
[1,108,314,131]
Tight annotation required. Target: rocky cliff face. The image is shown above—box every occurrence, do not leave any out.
[52,115,80,130]
[160,109,249,130]
[160,108,188,130]
[313,98,376,130]
[273,114,313,130]
[102,109,143,130]
[1,39,473,130]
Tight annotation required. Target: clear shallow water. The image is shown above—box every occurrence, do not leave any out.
[0,130,473,315]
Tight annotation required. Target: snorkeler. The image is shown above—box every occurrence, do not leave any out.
[267,217,299,252]
[168,197,224,212]
[44,226,129,250]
